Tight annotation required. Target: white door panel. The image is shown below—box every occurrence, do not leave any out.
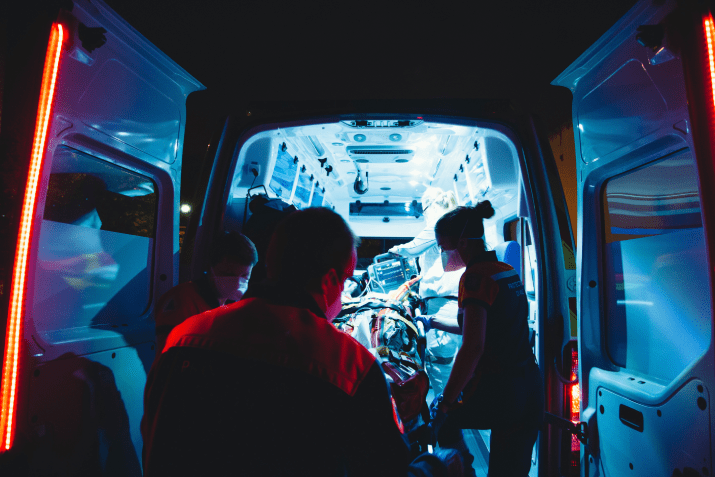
[554,0,715,475]
[0,0,203,471]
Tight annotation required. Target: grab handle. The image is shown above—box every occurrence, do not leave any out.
[619,404,644,432]
[374,253,398,264]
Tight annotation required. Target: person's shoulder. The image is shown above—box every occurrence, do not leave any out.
[163,304,220,350]
[227,300,379,395]
[158,281,200,304]
[463,260,513,279]
[156,281,207,328]
[319,314,374,356]
[312,319,378,395]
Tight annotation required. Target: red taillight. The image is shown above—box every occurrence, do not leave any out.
[562,340,580,475]
[704,16,715,111]
[569,347,580,453]
[0,22,64,452]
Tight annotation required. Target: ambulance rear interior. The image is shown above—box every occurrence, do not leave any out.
[225,119,537,314]
[215,118,548,475]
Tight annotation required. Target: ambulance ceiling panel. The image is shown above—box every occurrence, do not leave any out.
[232,119,521,237]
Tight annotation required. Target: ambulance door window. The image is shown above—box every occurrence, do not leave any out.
[602,149,710,381]
[34,146,157,342]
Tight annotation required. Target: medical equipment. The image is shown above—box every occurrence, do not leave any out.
[367,253,419,293]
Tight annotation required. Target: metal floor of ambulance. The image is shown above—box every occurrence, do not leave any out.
[427,389,538,477]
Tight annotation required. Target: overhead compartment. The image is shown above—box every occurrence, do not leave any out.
[347,146,415,164]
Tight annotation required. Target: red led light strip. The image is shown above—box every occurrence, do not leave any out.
[705,17,715,113]
[0,23,64,451]
[570,348,580,452]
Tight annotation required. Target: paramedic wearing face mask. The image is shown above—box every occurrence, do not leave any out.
[389,187,463,397]
[142,208,464,477]
[431,202,543,477]
[153,232,257,357]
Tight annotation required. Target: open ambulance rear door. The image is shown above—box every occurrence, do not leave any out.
[0,0,203,473]
[554,0,715,475]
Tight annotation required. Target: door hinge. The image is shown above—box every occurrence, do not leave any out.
[544,412,588,444]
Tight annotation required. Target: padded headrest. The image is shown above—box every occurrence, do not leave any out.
[494,241,521,279]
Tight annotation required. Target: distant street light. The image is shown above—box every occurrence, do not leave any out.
[180,204,192,214]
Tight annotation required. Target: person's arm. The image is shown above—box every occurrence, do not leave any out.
[440,303,487,407]
[427,315,461,334]
[389,226,436,258]
[345,362,412,474]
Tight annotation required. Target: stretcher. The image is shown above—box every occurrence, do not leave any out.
[334,273,431,452]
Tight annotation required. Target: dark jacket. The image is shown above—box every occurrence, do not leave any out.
[457,251,533,376]
[142,282,434,477]
[153,275,219,357]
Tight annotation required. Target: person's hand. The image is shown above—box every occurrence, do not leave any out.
[410,449,464,477]
[429,394,447,419]
[428,394,449,443]
[415,315,432,332]
[387,247,402,257]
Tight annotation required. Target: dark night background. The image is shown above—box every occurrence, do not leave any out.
[98,0,639,207]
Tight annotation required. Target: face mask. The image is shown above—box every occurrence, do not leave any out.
[441,249,465,272]
[323,271,345,322]
[211,269,249,305]
[324,293,343,322]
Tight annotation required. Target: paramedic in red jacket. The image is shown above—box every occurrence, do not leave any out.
[153,231,257,357]
[141,208,463,477]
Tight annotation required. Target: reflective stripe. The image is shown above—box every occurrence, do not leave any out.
[491,269,518,281]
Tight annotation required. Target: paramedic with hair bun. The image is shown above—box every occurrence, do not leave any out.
[389,187,463,397]
[142,208,464,477]
[431,201,543,477]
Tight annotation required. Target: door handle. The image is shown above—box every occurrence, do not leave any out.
[619,404,644,432]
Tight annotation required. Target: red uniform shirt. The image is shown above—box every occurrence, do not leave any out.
[154,278,218,354]
[141,282,416,477]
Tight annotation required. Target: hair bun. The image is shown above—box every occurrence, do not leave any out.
[475,200,495,219]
